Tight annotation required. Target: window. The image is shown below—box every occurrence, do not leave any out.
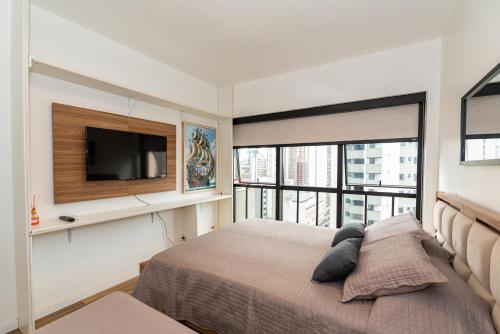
[298,191,317,225]
[234,187,247,222]
[347,172,364,179]
[234,140,420,226]
[318,193,337,228]
[344,194,364,224]
[394,197,417,215]
[262,189,276,219]
[366,195,392,224]
[235,147,276,184]
[282,145,337,187]
[247,188,262,219]
[346,142,418,187]
[350,144,365,150]
[282,190,297,223]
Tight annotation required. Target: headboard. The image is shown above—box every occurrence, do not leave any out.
[433,192,500,331]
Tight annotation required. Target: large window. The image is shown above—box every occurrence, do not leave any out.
[234,140,420,227]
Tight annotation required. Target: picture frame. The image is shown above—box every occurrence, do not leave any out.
[182,122,217,192]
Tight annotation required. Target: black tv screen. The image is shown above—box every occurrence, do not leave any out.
[85,127,167,181]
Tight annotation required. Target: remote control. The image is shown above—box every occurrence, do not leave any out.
[59,216,76,223]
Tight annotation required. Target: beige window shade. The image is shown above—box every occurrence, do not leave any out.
[466,95,500,135]
[233,104,419,147]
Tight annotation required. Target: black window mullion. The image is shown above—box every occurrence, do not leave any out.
[316,191,319,226]
[415,101,425,221]
[276,146,282,221]
[296,190,300,223]
[336,145,344,228]
[364,194,368,226]
[235,149,241,182]
[391,196,395,216]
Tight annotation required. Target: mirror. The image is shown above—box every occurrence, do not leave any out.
[461,63,500,165]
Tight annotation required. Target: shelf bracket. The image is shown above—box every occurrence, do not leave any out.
[67,228,73,243]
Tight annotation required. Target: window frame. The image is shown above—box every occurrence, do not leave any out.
[343,139,419,189]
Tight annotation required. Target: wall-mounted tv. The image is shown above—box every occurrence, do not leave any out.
[85,127,167,181]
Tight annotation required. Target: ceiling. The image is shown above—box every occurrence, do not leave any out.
[32,0,457,86]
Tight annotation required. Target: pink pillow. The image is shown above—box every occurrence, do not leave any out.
[363,213,431,245]
[342,233,448,302]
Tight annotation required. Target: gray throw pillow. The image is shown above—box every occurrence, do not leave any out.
[332,223,365,247]
[312,238,363,282]
[422,237,455,264]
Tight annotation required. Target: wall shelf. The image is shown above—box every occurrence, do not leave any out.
[30,194,232,237]
[29,58,229,121]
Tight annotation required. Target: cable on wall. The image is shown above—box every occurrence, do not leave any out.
[134,194,151,206]
[155,212,176,246]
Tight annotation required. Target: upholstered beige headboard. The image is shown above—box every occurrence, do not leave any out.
[433,192,500,332]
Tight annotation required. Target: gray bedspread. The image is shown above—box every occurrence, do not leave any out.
[133,220,496,334]
[133,220,373,334]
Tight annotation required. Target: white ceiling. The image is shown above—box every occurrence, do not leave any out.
[31,0,457,86]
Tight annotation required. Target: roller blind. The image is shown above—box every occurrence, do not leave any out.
[466,95,500,135]
[233,104,419,147]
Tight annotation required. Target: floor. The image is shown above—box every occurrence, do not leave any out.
[7,261,213,334]
[8,276,138,334]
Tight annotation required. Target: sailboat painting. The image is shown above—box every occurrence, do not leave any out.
[183,122,217,192]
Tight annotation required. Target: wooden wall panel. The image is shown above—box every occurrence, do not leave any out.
[52,103,176,204]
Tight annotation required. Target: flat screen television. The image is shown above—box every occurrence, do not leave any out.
[85,127,167,181]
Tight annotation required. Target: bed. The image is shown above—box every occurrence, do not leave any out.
[133,192,500,334]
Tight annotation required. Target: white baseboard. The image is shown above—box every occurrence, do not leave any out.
[0,319,19,334]
[33,270,138,320]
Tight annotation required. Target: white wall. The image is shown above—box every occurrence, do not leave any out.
[30,5,219,115]
[29,72,219,319]
[438,0,500,212]
[27,4,225,321]
[234,40,442,231]
[0,0,20,332]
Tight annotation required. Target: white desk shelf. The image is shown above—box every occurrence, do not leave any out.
[30,194,232,237]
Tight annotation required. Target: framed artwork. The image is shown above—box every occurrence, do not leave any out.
[183,122,217,192]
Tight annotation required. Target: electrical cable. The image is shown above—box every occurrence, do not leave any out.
[155,212,176,246]
[134,195,151,206]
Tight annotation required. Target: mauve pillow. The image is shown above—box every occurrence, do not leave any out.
[366,257,496,334]
[312,238,363,282]
[331,223,365,247]
[341,233,448,302]
[363,213,431,245]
